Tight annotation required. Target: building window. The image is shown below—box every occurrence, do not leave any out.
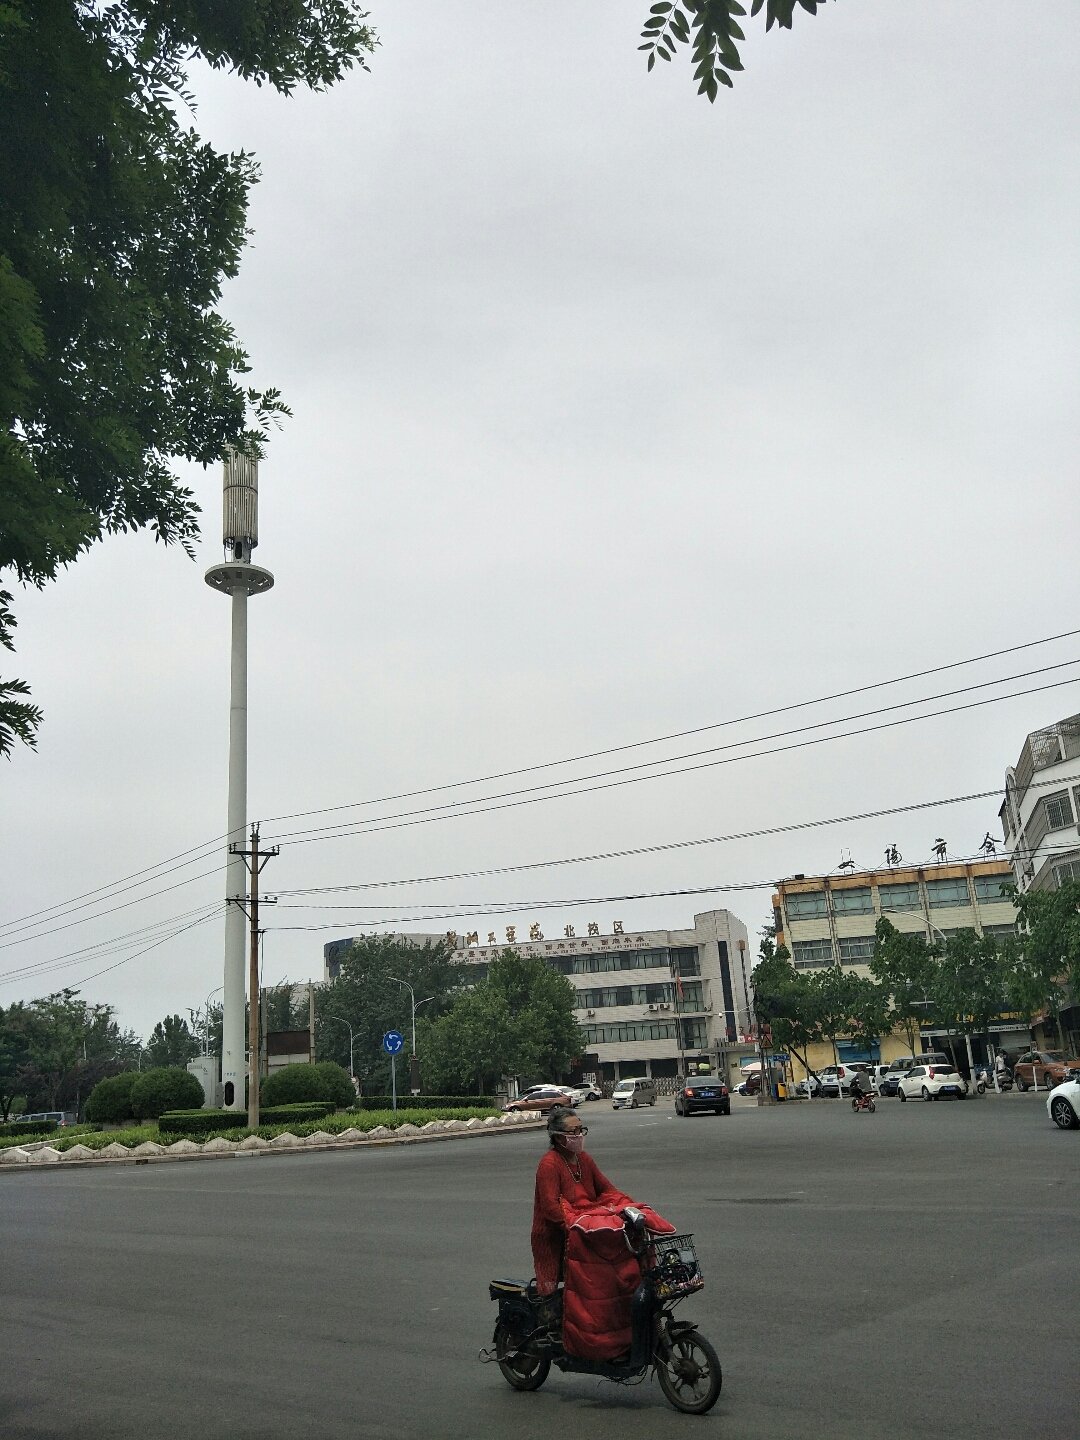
[670,946,701,977]
[982,923,1017,941]
[925,877,971,908]
[973,874,1010,903]
[785,890,828,918]
[1043,791,1074,831]
[680,1019,708,1050]
[1052,858,1080,888]
[831,887,873,915]
[792,939,833,969]
[877,881,921,913]
[837,935,875,962]
[582,1021,678,1044]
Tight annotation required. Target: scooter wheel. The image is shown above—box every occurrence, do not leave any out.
[868,1099,876,1112]
[495,1320,550,1392]
[655,1328,722,1415]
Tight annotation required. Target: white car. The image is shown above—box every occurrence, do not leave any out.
[897,1062,969,1102]
[1046,1077,1080,1130]
[569,1082,603,1102]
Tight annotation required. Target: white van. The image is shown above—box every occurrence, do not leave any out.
[611,1077,657,1109]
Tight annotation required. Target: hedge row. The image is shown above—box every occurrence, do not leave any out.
[352,1095,496,1111]
[0,1119,58,1138]
[159,1101,336,1137]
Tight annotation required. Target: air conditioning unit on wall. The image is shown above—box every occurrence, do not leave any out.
[585,1009,596,1017]
[647,1003,658,1011]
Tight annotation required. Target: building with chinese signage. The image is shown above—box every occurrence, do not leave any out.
[324,909,752,1085]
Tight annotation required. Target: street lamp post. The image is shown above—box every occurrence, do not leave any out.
[325,1015,358,1082]
[202,986,224,1057]
[388,976,434,1093]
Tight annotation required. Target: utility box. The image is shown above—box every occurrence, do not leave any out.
[187,1055,220,1109]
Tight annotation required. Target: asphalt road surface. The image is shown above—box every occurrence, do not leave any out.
[1,1091,1077,1440]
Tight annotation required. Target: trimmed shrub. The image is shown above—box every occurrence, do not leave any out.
[130,1067,204,1120]
[353,1095,496,1112]
[0,1119,59,1139]
[159,1101,335,1137]
[260,1061,352,1108]
[86,1071,138,1125]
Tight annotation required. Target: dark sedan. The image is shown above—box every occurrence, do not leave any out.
[674,1077,731,1117]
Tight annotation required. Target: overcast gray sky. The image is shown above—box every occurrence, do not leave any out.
[3,2,1079,1040]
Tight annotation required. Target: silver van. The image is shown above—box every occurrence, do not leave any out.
[611,1077,657,1109]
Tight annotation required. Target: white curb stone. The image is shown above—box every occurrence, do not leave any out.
[203,1137,237,1152]
[132,1142,165,1156]
[268,1132,302,1148]
[1,1147,30,1163]
[98,1143,133,1159]
[304,1130,334,1145]
[238,1135,268,1150]
[393,1122,420,1137]
[59,1144,97,1161]
[29,1147,62,1163]
[167,1139,201,1154]
[337,1128,365,1141]
[366,1124,392,1139]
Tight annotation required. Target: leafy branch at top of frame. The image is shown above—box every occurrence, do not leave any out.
[640,0,830,101]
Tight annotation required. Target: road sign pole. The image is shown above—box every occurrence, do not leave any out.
[391,1053,397,1112]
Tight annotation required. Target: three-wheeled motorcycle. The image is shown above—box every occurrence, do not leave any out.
[482,1216,721,1415]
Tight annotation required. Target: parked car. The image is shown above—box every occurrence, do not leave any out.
[818,1064,869,1097]
[674,1077,731,1117]
[503,1086,578,1113]
[868,1064,892,1094]
[881,1052,954,1097]
[1045,1076,1080,1130]
[610,1077,657,1109]
[794,1075,821,1098]
[1013,1051,1080,1091]
[734,1072,762,1097]
[569,1081,603,1102]
[897,1062,969,1102]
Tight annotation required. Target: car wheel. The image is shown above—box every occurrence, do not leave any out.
[922,1086,933,1102]
[898,1088,907,1102]
[1050,1097,1080,1131]
[1015,1075,1028,1091]
[631,1098,638,1109]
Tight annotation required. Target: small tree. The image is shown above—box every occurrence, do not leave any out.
[870,919,940,1056]
[260,1060,352,1108]
[143,1015,199,1069]
[130,1066,204,1120]
[86,1070,138,1125]
[1004,881,1080,1047]
[931,930,1008,1074]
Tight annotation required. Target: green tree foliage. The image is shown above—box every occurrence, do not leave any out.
[640,0,831,101]
[751,938,822,1073]
[5,989,140,1115]
[187,1000,223,1059]
[420,949,585,1095]
[260,1060,353,1108]
[315,934,459,1092]
[143,1013,199,1069]
[0,1003,32,1120]
[0,1,377,754]
[930,929,1008,1061]
[869,919,940,1057]
[85,1069,138,1125]
[129,1065,204,1120]
[1003,881,1080,1047]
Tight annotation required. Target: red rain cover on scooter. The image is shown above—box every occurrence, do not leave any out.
[561,1203,675,1361]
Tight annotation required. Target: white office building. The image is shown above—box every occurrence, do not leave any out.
[1000,712,1080,892]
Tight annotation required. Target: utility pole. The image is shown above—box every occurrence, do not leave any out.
[230,822,278,1128]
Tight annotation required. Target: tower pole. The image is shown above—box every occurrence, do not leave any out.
[205,449,274,1112]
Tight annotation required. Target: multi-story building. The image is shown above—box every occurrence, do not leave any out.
[999,712,1080,892]
[772,857,1023,1070]
[325,910,753,1085]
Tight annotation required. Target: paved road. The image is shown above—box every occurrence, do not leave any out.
[1,1092,1076,1440]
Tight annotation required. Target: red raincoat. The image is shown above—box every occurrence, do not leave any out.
[531,1148,674,1360]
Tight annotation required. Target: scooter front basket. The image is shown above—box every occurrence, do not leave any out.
[646,1233,704,1300]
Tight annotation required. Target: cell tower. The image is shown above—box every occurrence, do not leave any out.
[205,449,274,1110]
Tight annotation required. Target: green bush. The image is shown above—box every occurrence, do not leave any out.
[260,1061,353,1108]
[130,1067,205,1120]
[86,1071,138,1125]
[353,1094,495,1111]
[0,1118,58,1138]
[159,1101,336,1137]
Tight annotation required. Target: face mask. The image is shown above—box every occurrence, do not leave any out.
[559,1133,585,1155]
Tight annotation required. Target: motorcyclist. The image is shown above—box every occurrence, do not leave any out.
[531,1106,634,1309]
[850,1069,871,1104]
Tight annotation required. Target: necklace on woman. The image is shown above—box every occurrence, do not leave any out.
[561,1151,582,1182]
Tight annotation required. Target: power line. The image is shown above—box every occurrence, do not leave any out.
[261,626,1080,828]
[270,673,1080,847]
[0,903,223,985]
[4,626,1073,939]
